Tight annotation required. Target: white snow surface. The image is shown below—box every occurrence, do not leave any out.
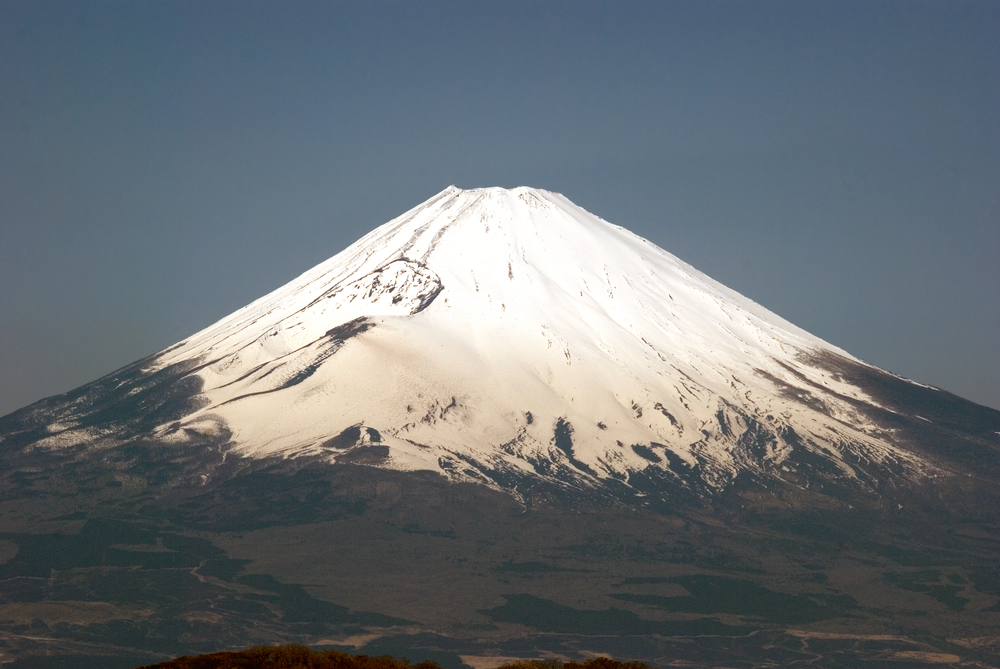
[148,186,929,490]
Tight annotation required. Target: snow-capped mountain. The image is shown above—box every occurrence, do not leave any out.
[10,185,954,497]
[4,186,1000,668]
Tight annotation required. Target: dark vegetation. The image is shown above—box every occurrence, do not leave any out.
[136,646,441,669]
[497,659,652,669]
[480,594,748,636]
[609,574,856,623]
[135,647,652,669]
[3,455,1000,667]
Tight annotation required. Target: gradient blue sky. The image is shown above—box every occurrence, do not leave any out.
[1,0,998,415]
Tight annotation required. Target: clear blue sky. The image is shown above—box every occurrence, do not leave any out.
[1,0,998,415]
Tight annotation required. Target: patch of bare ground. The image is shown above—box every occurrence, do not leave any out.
[891,651,962,663]
[459,656,525,669]
[0,600,153,624]
[950,637,1000,652]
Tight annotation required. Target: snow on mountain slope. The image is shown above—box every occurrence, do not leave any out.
[39,186,937,493]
